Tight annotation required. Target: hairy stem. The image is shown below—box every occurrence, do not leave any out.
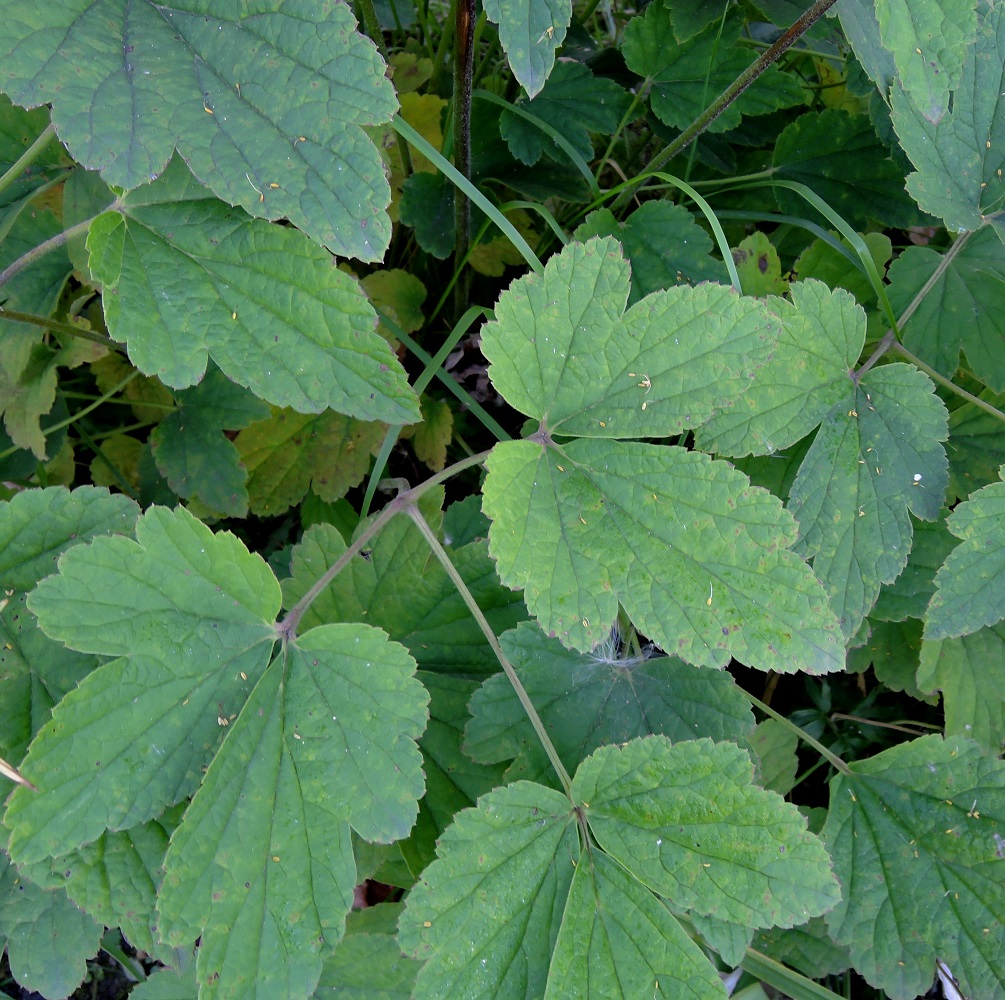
[0,122,57,201]
[744,690,851,775]
[612,0,840,211]
[0,218,96,290]
[0,307,123,351]
[279,450,491,637]
[453,0,476,314]
[405,503,576,799]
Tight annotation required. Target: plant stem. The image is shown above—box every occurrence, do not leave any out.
[743,690,851,775]
[405,503,576,799]
[611,0,840,211]
[279,450,491,637]
[0,122,56,200]
[0,307,123,351]
[0,218,95,290]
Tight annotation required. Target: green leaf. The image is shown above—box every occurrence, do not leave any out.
[235,407,386,516]
[886,227,1005,392]
[925,466,1005,639]
[315,924,419,998]
[688,911,752,969]
[282,515,526,676]
[836,0,897,94]
[1,0,396,260]
[574,737,841,928]
[749,718,799,796]
[398,173,454,259]
[157,623,427,1000]
[919,624,1005,751]
[847,617,930,702]
[483,0,571,98]
[150,367,269,517]
[464,621,754,783]
[407,396,453,472]
[822,735,1005,1000]
[0,486,139,589]
[544,851,727,1000]
[787,364,949,638]
[0,853,103,1000]
[572,203,728,303]
[876,0,975,123]
[946,389,1005,501]
[500,62,632,167]
[397,781,578,998]
[696,280,865,458]
[0,96,68,210]
[622,6,803,133]
[872,514,956,623]
[482,239,841,669]
[793,232,893,306]
[7,506,279,862]
[129,964,199,1000]
[891,4,1005,234]
[0,591,97,766]
[733,232,788,298]
[86,158,419,422]
[772,109,923,230]
[752,917,850,980]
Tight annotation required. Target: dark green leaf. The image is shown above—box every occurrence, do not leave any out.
[399,172,455,259]
[946,389,1005,501]
[872,514,956,622]
[793,232,892,306]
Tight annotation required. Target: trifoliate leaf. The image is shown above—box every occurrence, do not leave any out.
[823,735,1005,1000]
[787,364,949,638]
[887,227,1005,391]
[572,203,727,303]
[235,407,386,516]
[733,231,788,298]
[7,506,279,863]
[464,621,753,784]
[1,0,396,260]
[500,62,632,167]
[282,515,525,676]
[773,109,924,230]
[574,737,841,928]
[925,467,1005,639]
[793,232,892,305]
[484,0,571,98]
[892,1,1005,234]
[158,623,427,1000]
[919,624,1005,751]
[623,6,803,133]
[397,781,578,997]
[544,852,727,1000]
[697,280,864,458]
[0,485,138,588]
[86,157,418,422]
[0,853,103,1000]
[875,0,975,123]
[0,591,97,766]
[482,239,840,669]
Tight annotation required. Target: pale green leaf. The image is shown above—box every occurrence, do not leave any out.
[7,506,279,862]
[918,624,1005,751]
[926,467,1005,639]
[823,735,1005,1000]
[0,485,138,589]
[1,0,396,260]
[544,852,726,1000]
[733,232,788,298]
[464,621,753,784]
[397,782,578,998]
[886,227,1005,392]
[749,718,799,796]
[876,0,975,123]
[697,280,865,458]
[86,158,419,421]
[773,109,924,229]
[623,6,803,133]
[0,591,97,766]
[361,269,428,337]
[500,62,633,166]
[788,364,949,637]
[572,203,728,303]
[157,623,427,1000]
[574,737,841,928]
[891,4,1005,234]
[409,397,453,472]
[483,0,571,98]
[485,439,843,671]
[235,407,386,516]
[0,853,103,1000]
